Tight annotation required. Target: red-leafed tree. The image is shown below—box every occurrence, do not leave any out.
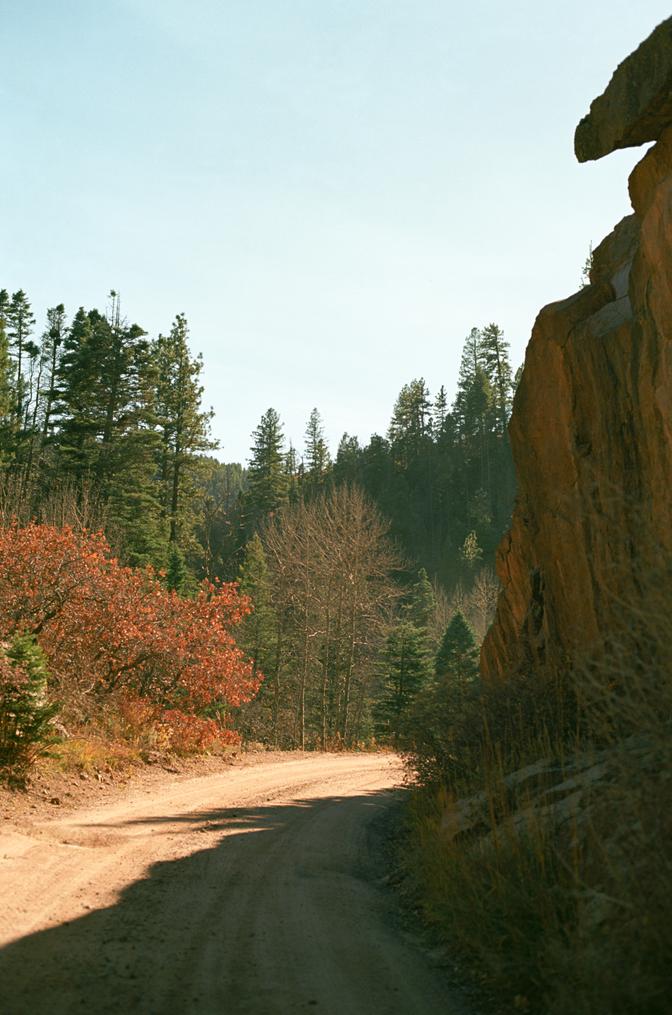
[0,523,260,736]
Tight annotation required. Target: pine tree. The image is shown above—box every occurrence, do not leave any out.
[479,323,513,436]
[52,296,164,565]
[403,612,480,786]
[166,543,189,592]
[50,306,97,474]
[238,533,275,680]
[453,327,483,428]
[333,433,361,485]
[6,290,35,427]
[304,408,331,495]
[580,242,594,288]
[404,567,436,632]
[376,569,436,746]
[388,378,431,467]
[244,408,288,532]
[460,530,484,571]
[376,620,433,746]
[154,313,215,547]
[285,443,300,504]
[21,305,68,486]
[39,305,67,439]
[433,385,448,433]
[435,611,479,684]
[0,294,16,464]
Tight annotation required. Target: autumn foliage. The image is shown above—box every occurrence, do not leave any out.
[0,523,260,753]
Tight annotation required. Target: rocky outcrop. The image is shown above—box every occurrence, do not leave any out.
[575,18,672,161]
[481,18,672,681]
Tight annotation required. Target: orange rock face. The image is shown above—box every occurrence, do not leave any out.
[481,19,672,680]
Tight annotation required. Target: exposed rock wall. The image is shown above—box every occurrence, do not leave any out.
[481,18,672,680]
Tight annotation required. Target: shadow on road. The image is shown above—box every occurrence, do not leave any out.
[0,787,466,1015]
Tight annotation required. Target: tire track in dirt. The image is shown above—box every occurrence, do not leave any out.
[0,754,469,1014]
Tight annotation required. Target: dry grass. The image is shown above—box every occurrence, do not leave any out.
[403,553,672,1014]
[51,736,143,775]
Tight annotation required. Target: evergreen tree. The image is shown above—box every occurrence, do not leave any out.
[360,434,391,499]
[0,294,15,463]
[6,289,35,427]
[243,408,288,532]
[238,533,275,681]
[39,305,67,439]
[480,323,513,436]
[388,378,431,467]
[154,313,215,547]
[284,443,300,504]
[304,408,331,494]
[191,458,247,580]
[53,295,164,565]
[377,571,436,746]
[21,304,67,486]
[435,611,479,684]
[453,327,483,429]
[403,567,436,632]
[333,433,361,485]
[403,612,480,786]
[433,385,448,432]
[376,620,433,746]
[166,543,189,592]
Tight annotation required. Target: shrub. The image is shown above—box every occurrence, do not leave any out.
[0,522,261,732]
[0,634,59,784]
[159,710,240,755]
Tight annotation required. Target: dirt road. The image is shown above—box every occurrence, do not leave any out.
[0,754,468,1014]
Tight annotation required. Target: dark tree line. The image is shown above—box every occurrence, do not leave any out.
[235,323,517,591]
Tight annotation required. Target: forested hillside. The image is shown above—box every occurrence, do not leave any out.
[0,288,515,587]
[0,286,516,759]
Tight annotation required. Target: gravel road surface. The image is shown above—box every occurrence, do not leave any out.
[0,754,469,1014]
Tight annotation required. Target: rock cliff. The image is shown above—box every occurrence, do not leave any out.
[481,18,672,680]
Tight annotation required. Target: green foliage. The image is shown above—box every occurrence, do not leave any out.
[376,620,433,745]
[237,533,275,677]
[580,242,594,288]
[333,433,361,485]
[243,407,288,533]
[0,634,59,785]
[166,543,189,593]
[0,286,221,583]
[6,289,36,428]
[324,326,517,589]
[154,313,215,550]
[0,293,16,463]
[435,611,479,681]
[404,612,480,786]
[388,378,432,467]
[235,533,280,740]
[403,567,436,631]
[304,407,331,494]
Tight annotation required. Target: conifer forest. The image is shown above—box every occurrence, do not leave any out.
[0,287,516,754]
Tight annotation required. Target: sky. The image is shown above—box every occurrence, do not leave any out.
[2,1,670,463]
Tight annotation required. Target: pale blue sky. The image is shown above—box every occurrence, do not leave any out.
[2,1,669,462]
